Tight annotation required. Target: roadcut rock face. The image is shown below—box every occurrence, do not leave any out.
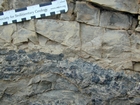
[0,0,140,105]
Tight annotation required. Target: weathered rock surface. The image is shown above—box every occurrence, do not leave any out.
[0,0,4,11]
[12,28,38,45]
[81,24,104,59]
[0,50,140,105]
[86,0,140,14]
[60,2,75,21]
[8,0,51,9]
[102,29,131,58]
[100,11,134,30]
[0,0,140,105]
[133,62,140,71]
[0,24,16,43]
[75,1,100,26]
[36,19,80,49]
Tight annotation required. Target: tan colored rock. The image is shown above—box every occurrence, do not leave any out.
[38,35,48,46]
[23,20,35,31]
[122,61,133,70]
[60,2,75,21]
[103,29,130,46]
[138,16,140,20]
[102,29,131,58]
[75,1,100,26]
[12,28,38,45]
[40,41,66,54]
[130,32,140,50]
[29,35,38,44]
[0,24,16,43]
[0,0,8,11]
[132,52,140,62]
[36,19,80,49]
[86,0,140,14]
[135,25,140,32]
[0,0,3,11]
[10,0,31,9]
[81,26,132,70]
[0,38,6,46]
[1,0,8,10]
[18,43,28,50]
[134,62,140,71]
[100,11,133,30]
[28,41,41,51]
[81,24,104,59]
[130,32,140,60]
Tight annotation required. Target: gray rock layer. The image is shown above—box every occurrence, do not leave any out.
[86,0,140,14]
[0,50,140,105]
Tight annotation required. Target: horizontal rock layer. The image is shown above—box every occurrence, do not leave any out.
[0,18,139,71]
[0,0,140,105]
[87,0,140,14]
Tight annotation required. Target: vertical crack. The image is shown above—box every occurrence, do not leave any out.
[79,23,82,57]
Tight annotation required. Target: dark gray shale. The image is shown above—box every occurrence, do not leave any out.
[0,49,140,105]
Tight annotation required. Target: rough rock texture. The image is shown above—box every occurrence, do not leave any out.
[0,0,140,105]
[86,0,140,14]
[100,11,134,30]
[60,2,75,21]
[36,19,80,48]
[8,0,52,9]
[0,50,140,105]
[75,1,100,26]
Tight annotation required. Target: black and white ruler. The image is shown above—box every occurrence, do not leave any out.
[0,0,68,26]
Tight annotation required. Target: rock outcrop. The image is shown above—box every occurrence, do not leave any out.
[86,0,140,14]
[0,0,140,105]
[0,50,140,105]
